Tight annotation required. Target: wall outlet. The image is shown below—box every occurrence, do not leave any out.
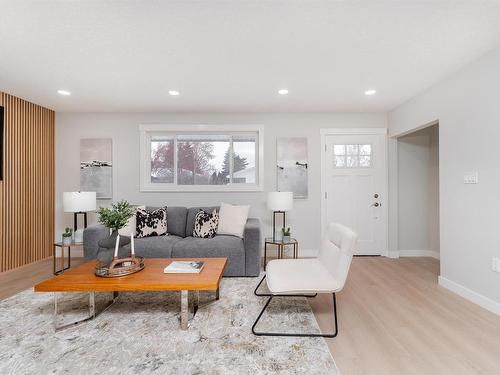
[463,171,478,184]
[492,257,500,273]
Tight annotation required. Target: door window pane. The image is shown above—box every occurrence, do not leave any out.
[346,144,359,155]
[333,145,345,155]
[359,144,372,155]
[334,156,345,167]
[359,155,371,167]
[151,137,174,183]
[346,155,358,167]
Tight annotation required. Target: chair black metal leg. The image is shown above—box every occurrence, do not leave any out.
[252,293,338,338]
[254,275,317,298]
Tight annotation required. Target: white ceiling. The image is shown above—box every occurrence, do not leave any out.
[1,1,500,113]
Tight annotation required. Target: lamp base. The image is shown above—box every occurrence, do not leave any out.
[272,211,286,242]
[73,229,84,244]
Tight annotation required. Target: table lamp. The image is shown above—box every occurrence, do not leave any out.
[267,191,293,241]
[63,191,97,243]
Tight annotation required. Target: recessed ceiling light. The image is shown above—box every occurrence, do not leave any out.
[57,89,71,96]
[278,89,289,95]
[168,90,180,96]
[364,89,377,96]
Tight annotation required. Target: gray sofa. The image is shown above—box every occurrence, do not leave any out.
[83,206,261,277]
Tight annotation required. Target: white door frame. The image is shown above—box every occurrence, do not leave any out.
[320,128,389,256]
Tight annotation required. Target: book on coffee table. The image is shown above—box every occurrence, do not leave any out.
[164,261,205,274]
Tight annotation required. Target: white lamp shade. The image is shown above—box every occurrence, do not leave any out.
[63,191,97,212]
[267,191,293,211]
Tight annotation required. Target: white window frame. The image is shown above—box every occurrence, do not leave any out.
[140,124,264,192]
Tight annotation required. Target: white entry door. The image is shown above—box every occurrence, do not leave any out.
[322,132,387,255]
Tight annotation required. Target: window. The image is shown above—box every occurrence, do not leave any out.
[333,144,372,168]
[140,125,263,191]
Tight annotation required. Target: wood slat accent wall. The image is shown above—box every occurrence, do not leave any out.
[0,92,54,272]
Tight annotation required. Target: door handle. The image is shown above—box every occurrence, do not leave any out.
[372,202,381,207]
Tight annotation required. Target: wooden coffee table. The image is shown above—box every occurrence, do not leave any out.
[34,258,227,331]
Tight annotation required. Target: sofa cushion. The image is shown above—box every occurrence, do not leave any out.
[186,206,219,237]
[172,235,244,276]
[147,206,188,237]
[121,235,183,258]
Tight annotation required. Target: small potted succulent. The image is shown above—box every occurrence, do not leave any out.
[62,227,73,246]
[282,227,291,243]
[96,200,135,250]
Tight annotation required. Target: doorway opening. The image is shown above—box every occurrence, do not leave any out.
[397,123,440,265]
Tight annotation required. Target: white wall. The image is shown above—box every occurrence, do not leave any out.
[397,125,439,258]
[56,112,387,255]
[398,133,431,252]
[389,46,500,313]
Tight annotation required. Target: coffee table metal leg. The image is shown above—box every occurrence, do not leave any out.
[180,290,189,330]
[264,242,268,270]
[53,291,118,332]
[89,291,96,318]
[215,287,220,300]
[193,290,199,316]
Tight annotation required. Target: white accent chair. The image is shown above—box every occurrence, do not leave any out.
[252,222,358,337]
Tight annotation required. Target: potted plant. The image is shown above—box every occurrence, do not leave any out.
[62,227,73,246]
[96,200,135,250]
[282,227,291,243]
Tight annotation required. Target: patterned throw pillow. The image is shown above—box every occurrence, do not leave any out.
[193,209,219,238]
[136,207,168,238]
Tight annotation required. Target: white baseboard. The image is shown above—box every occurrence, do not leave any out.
[438,276,500,316]
[387,251,400,258]
[399,249,440,259]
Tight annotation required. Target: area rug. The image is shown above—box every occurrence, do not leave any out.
[0,276,338,374]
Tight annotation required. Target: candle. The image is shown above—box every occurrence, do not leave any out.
[131,232,135,256]
[114,234,120,258]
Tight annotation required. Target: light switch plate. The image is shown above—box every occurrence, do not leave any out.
[464,171,478,184]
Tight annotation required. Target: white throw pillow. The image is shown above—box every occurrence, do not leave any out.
[118,205,145,236]
[217,203,250,238]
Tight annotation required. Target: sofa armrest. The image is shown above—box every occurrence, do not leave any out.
[243,218,261,276]
[83,224,110,261]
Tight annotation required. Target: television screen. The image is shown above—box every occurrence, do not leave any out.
[0,105,3,180]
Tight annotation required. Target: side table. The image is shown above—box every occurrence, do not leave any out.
[53,242,81,275]
[263,237,298,270]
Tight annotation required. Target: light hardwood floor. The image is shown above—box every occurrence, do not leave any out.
[309,256,500,375]
[0,257,84,301]
[1,257,500,374]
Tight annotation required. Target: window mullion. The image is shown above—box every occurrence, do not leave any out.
[146,133,152,183]
[229,136,234,184]
[173,135,178,185]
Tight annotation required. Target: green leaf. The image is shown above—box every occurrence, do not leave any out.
[97,200,135,232]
